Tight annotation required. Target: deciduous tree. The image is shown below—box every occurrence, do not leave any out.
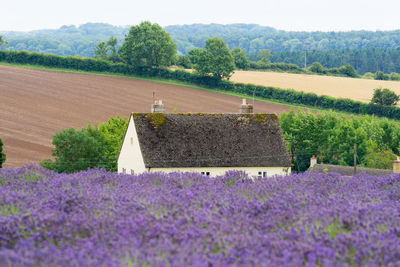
[40,116,127,173]
[232,47,250,70]
[189,38,235,80]
[256,49,271,64]
[371,87,399,106]
[119,21,176,68]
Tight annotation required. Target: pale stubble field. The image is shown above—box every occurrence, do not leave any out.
[230,70,400,104]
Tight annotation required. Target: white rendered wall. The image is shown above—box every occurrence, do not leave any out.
[147,166,291,178]
[117,115,146,174]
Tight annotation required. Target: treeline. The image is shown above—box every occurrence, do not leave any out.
[271,47,400,74]
[1,23,128,57]
[165,24,400,55]
[3,23,400,74]
[280,110,400,172]
[2,50,400,120]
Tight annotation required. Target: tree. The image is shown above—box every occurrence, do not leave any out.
[94,41,108,60]
[106,36,119,62]
[0,137,5,168]
[189,38,235,80]
[119,21,176,68]
[94,37,120,62]
[40,116,127,173]
[362,142,397,169]
[256,49,271,64]
[175,55,192,68]
[0,35,7,47]
[231,47,250,70]
[374,71,389,80]
[371,87,399,106]
[309,62,326,74]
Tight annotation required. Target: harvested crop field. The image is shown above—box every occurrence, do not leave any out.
[231,70,400,104]
[0,65,291,167]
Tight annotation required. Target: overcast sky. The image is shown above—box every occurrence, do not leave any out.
[2,0,400,32]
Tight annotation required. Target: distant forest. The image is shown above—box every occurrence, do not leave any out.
[2,23,400,74]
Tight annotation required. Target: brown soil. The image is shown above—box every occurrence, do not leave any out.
[0,65,292,167]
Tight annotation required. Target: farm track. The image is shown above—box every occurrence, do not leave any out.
[1,65,291,167]
[231,70,400,104]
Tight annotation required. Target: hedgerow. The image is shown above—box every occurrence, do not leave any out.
[2,50,400,119]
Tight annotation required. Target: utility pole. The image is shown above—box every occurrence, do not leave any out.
[353,144,357,175]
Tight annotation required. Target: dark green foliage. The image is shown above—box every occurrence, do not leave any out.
[256,49,271,64]
[95,37,120,62]
[374,71,390,80]
[363,142,397,169]
[371,87,399,106]
[231,47,250,70]
[189,38,235,80]
[119,21,176,68]
[40,116,127,173]
[175,55,192,68]
[0,137,5,167]
[0,35,6,46]
[279,110,400,172]
[309,62,326,74]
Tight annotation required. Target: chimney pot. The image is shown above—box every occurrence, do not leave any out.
[151,99,166,113]
[393,157,400,173]
[239,99,253,114]
[310,156,317,168]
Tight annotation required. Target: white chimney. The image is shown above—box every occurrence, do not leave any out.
[310,155,317,168]
[393,157,400,173]
[151,100,166,113]
[239,98,253,114]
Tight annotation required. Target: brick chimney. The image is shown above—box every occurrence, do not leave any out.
[151,100,166,113]
[239,99,253,114]
[310,155,317,168]
[393,157,400,173]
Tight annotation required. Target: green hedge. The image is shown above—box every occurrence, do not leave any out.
[2,50,400,120]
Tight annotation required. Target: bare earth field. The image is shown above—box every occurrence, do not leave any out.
[231,70,400,104]
[0,65,291,167]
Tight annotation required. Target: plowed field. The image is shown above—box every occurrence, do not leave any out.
[0,65,292,167]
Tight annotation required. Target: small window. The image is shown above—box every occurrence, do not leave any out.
[130,137,133,145]
[258,171,267,178]
[131,169,134,175]
[122,168,126,174]
[201,171,210,176]
[206,172,210,176]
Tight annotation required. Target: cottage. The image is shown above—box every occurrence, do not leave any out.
[117,100,291,177]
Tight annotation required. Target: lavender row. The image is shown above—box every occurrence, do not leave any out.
[1,165,400,266]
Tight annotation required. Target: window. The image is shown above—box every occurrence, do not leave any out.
[122,168,126,174]
[201,171,211,176]
[258,171,267,178]
[130,137,133,145]
[131,169,134,175]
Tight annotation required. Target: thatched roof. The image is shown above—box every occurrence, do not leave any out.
[132,113,291,168]
[308,163,393,176]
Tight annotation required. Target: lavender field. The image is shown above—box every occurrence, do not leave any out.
[1,166,400,266]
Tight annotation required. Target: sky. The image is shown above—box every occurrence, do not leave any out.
[2,0,400,32]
